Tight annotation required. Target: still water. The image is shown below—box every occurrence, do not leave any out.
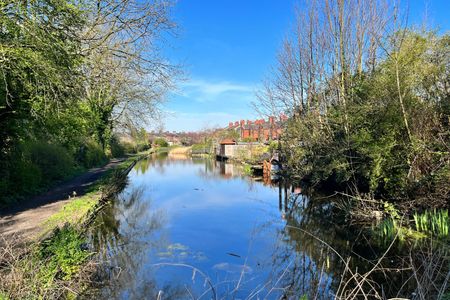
[89,153,419,299]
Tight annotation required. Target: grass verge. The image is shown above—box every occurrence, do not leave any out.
[0,154,143,300]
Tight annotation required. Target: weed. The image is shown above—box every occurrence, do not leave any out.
[37,225,91,281]
[414,209,449,238]
[242,164,253,176]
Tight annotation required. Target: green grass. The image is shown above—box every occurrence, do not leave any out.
[41,194,98,235]
[374,209,449,246]
[38,155,142,236]
[0,153,145,299]
[413,209,449,238]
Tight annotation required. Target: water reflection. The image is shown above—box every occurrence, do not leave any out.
[88,156,448,299]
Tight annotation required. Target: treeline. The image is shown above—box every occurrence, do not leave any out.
[0,0,177,204]
[256,0,449,209]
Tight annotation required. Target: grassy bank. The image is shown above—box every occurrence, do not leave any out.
[0,154,142,300]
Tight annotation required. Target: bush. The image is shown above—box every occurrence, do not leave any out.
[153,137,168,148]
[77,140,106,168]
[191,143,209,154]
[110,136,126,158]
[268,141,279,153]
[122,141,137,154]
[11,160,43,195]
[0,141,77,205]
[135,142,150,152]
[24,141,75,184]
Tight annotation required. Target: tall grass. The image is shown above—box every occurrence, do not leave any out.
[414,209,449,238]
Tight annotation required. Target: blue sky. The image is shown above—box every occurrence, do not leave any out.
[161,0,449,132]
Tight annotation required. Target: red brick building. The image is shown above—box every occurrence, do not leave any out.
[227,115,288,142]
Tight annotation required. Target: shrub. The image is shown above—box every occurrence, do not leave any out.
[242,137,255,143]
[135,142,150,152]
[268,141,279,153]
[153,137,168,148]
[24,141,75,184]
[110,136,126,158]
[0,141,77,204]
[122,141,137,154]
[77,140,106,168]
[191,143,209,154]
[11,160,42,195]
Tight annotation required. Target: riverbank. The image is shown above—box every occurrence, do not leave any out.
[0,151,151,299]
[0,159,124,240]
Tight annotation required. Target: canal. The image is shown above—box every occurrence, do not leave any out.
[88,152,440,299]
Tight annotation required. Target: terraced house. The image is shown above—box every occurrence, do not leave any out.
[227,115,288,142]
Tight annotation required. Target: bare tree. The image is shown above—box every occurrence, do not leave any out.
[80,0,179,147]
[255,0,393,119]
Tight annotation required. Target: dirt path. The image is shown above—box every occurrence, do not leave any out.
[0,159,124,242]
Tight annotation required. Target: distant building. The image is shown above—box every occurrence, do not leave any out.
[227,115,288,142]
[218,138,237,157]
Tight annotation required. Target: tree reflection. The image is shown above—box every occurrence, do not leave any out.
[267,180,449,299]
[85,157,448,299]
[88,186,193,299]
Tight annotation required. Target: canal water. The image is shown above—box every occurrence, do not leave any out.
[88,153,433,299]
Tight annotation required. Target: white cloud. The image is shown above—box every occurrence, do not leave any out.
[179,78,256,103]
[162,77,262,131]
[164,111,245,132]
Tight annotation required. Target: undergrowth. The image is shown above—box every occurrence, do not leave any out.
[0,154,142,299]
[0,225,94,299]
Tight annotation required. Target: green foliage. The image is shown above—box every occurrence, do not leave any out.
[282,31,450,203]
[0,141,76,203]
[242,137,255,142]
[413,210,449,238]
[242,164,253,176]
[135,142,151,153]
[25,142,75,183]
[191,142,211,154]
[37,226,91,281]
[268,141,279,153]
[153,137,169,148]
[0,1,165,205]
[77,140,106,168]
[129,128,151,153]
[109,136,126,158]
[9,159,43,197]
[383,202,400,220]
[217,128,240,141]
[122,142,138,154]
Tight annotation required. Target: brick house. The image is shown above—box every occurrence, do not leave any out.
[227,115,288,142]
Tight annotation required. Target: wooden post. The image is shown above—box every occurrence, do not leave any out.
[263,160,271,179]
